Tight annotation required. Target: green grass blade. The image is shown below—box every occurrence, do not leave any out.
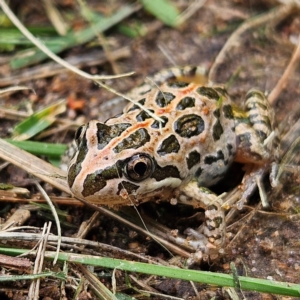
[5,139,67,158]
[12,101,66,141]
[0,28,57,46]
[1,247,299,297]
[10,4,139,69]
[5,139,67,167]
[0,271,66,281]
[117,22,147,38]
[140,0,179,27]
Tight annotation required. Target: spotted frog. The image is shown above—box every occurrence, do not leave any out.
[67,66,274,260]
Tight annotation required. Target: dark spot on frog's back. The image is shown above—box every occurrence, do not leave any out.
[157,134,180,156]
[81,166,120,197]
[136,109,154,122]
[186,150,201,170]
[151,116,168,129]
[176,96,195,110]
[213,120,223,141]
[174,114,205,138]
[155,91,176,107]
[113,128,150,153]
[212,109,223,141]
[196,87,219,100]
[97,122,131,150]
[223,105,234,119]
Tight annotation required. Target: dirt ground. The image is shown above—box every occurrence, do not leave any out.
[0,0,300,299]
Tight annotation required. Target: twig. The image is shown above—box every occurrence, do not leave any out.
[268,37,300,104]
[176,0,207,26]
[208,3,295,83]
[35,180,61,265]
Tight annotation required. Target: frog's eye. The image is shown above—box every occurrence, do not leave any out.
[74,125,86,146]
[125,154,154,182]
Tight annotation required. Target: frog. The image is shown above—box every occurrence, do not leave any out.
[67,66,275,261]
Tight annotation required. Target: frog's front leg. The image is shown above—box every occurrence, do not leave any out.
[174,179,226,262]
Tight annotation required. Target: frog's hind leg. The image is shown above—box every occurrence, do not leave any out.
[234,89,275,207]
[245,89,274,142]
[235,89,275,164]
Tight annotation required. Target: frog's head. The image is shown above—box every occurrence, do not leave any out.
[67,120,183,207]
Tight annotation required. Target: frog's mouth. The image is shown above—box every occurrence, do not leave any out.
[78,186,174,208]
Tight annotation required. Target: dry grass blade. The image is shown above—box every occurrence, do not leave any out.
[0,86,34,95]
[0,231,158,263]
[77,265,118,300]
[0,191,83,205]
[0,208,31,230]
[75,211,101,239]
[0,47,131,87]
[129,274,160,294]
[28,222,51,300]
[0,107,30,120]
[42,0,68,35]
[77,197,193,259]
[0,139,68,193]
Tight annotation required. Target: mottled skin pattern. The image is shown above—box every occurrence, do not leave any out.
[67,66,274,260]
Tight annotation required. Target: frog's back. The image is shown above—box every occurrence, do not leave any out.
[68,67,237,205]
